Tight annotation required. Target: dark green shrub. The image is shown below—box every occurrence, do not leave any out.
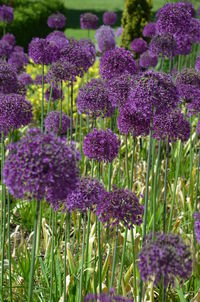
[0,0,66,50]
[121,0,152,49]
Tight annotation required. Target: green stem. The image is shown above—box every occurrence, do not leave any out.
[125,135,130,187]
[130,137,136,190]
[59,81,63,132]
[7,191,12,302]
[110,225,118,288]
[79,214,86,301]
[47,83,53,113]
[41,64,45,131]
[163,140,169,233]
[28,201,40,302]
[85,210,91,291]
[97,162,102,293]
[131,230,137,302]
[50,210,54,301]
[117,227,127,294]
[70,82,73,142]
[64,212,70,302]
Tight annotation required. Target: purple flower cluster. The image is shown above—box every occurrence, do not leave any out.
[85,289,133,302]
[143,22,156,38]
[95,25,115,53]
[176,68,200,102]
[45,85,62,102]
[130,38,147,54]
[66,177,106,212]
[195,56,200,73]
[80,13,98,30]
[8,50,29,72]
[149,34,177,58]
[0,94,32,138]
[47,59,77,83]
[103,11,117,26]
[77,78,114,118]
[28,38,59,65]
[44,111,70,136]
[139,50,158,69]
[47,12,66,29]
[1,33,16,47]
[194,212,200,244]
[153,110,191,142]
[138,232,192,287]
[115,27,123,37]
[18,73,33,86]
[0,61,19,94]
[100,47,137,80]
[83,128,120,162]
[0,39,13,59]
[0,5,13,23]
[3,128,79,210]
[34,75,47,85]
[96,187,143,228]
[46,31,69,52]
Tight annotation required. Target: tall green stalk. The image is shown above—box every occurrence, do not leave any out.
[41,64,45,131]
[117,227,128,294]
[28,201,40,302]
[7,190,12,302]
[163,140,169,233]
[79,214,86,301]
[70,82,73,142]
[110,225,118,288]
[97,162,102,293]
[50,210,55,301]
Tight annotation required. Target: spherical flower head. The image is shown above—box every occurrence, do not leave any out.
[83,128,120,162]
[139,50,158,69]
[8,50,29,72]
[173,33,192,56]
[46,32,69,52]
[195,56,200,73]
[156,2,192,36]
[138,232,192,287]
[47,59,77,83]
[96,187,143,228]
[45,85,62,102]
[28,38,60,65]
[66,177,106,212]
[47,12,66,29]
[0,5,13,23]
[176,68,200,101]
[130,38,147,54]
[0,60,18,94]
[197,121,200,136]
[116,27,123,37]
[44,111,70,136]
[189,18,200,44]
[143,22,156,38]
[0,93,32,138]
[34,75,47,85]
[3,128,79,210]
[85,289,133,302]
[18,73,33,86]
[77,78,114,118]
[107,73,135,108]
[153,110,191,142]
[117,103,151,137]
[80,13,98,30]
[79,39,96,69]
[194,212,200,243]
[95,25,116,53]
[14,45,24,53]
[100,47,137,80]
[1,33,16,47]
[149,34,177,57]
[0,39,13,59]
[129,71,180,115]
[103,11,117,26]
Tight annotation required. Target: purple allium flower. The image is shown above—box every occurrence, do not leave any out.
[46,31,69,52]
[83,128,120,162]
[197,121,200,136]
[139,50,158,69]
[77,78,114,118]
[149,34,177,58]
[44,111,70,136]
[189,18,200,44]
[45,85,62,102]
[28,38,60,65]
[130,38,148,54]
[47,59,77,83]
[195,56,200,73]
[100,47,137,80]
[0,5,13,23]
[3,128,79,210]
[117,103,151,137]
[116,27,123,37]
[0,61,18,94]
[103,11,117,26]
[96,187,143,228]
[47,12,66,29]
[46,30,66,39]
[34,75,47,85]
[156,2,192,36]
[13,45,24,53]
[0,40,13,59]
[107,73,135,108]
[66,177,106,212]
[18,73,33,86]
[8,50,29,72]
[85,288,133,302]
[128,71,180,115]
[80,13,98,30]
[79,39,96,68]
[95,25,115,53]
[174,33,192,56]
[143,22,156,38]
[194,212,200,243]
[176,68,200,101]
[153,110,191,142]
[0,93,32,138]
[1,33,16,47]
[138,232,192,287]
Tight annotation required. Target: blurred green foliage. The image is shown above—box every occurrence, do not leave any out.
[0,0,66,50]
